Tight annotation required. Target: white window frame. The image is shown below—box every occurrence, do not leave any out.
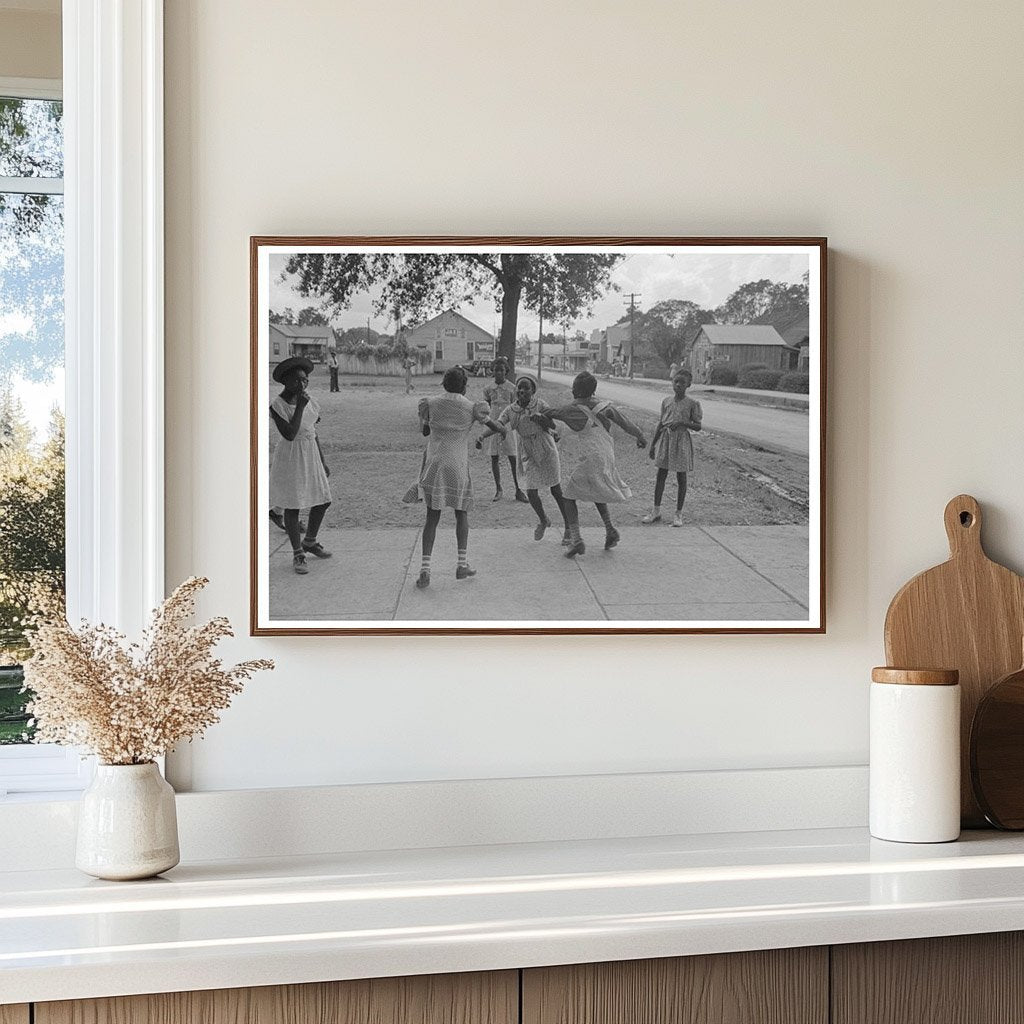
[0,1,164,797]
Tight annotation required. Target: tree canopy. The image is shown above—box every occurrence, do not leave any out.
[0,98,64,386]
[284,252,624,366]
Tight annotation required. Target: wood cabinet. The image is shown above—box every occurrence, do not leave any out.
[832,932,1024,1024]
[34,972,517,1024]
[522,948,828,1024]
[13,932,1024,1024]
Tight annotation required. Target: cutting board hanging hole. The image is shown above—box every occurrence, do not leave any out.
[944,494,982,555]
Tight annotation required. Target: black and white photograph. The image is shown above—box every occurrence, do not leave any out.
[251,238,825,634]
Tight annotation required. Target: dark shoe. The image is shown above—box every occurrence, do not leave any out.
[604,527,620,550]
[302,540,332,558]
[293,552,309,575]
[515,490,530,504]
[564,540,586,559]
[415,570,430,589]
[269,510,286,531]
[534,518,551,541]
[456,564,477,580]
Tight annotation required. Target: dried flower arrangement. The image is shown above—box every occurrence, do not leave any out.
[22,577,273,765]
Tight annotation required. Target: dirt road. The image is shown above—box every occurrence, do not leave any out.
[535,369,810,455]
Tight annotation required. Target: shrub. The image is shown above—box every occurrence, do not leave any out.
[777,372,810,394]
[740,369,784,390]
[708,364,738,386]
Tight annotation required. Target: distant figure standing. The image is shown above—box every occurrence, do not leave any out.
[328,347,339,392]
[644,369,702,527]
[403,354,416,394]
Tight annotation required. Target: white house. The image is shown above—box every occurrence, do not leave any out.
[404,310,497,371]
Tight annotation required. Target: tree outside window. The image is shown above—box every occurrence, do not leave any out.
[0,94,65,744]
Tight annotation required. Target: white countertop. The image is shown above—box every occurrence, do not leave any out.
[4,826,1024,1005]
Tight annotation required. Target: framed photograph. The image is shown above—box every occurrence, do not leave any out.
[250,237,826,635]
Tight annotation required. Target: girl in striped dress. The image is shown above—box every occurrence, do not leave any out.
[482,358,528,503]
[478,376,568,542]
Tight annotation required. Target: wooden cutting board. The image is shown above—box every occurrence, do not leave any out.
[884,494,1024,827]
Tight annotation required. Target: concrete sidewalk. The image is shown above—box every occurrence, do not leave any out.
[268,523,809,623]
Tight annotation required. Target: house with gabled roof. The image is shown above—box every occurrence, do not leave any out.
[689,324,799,383]
[404,310,497,372]
[268,322,337,366]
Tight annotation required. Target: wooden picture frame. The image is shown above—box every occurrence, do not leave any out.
[251,237,826,635]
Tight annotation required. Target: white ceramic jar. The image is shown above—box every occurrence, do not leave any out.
[870,667,961,843]
[76,762,180,880]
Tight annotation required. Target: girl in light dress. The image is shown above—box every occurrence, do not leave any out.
[414,365,508,589]
[532,371,646,558]
[268,357,332,575]
[481,358,528,503]
[643,369,702,527]
[477,376,569,542]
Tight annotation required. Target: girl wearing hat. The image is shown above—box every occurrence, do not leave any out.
[414,365,507,589]
[532,371,646,557]
[477,376,568,542]
[269,357,332,575]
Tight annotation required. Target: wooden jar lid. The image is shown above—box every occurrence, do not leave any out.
[871,667,960,686]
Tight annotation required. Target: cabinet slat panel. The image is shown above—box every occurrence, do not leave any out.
[832,932,1024,1024]
[522,949,828,1024]
[0,1006,30,1024]
[35,971,518,1024]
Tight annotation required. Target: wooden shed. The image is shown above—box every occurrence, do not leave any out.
[689,324,798,383]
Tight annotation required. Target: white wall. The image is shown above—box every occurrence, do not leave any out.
[164,0,1024,792]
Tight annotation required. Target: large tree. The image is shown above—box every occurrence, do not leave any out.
[619,299,715,368]
[284,252,624,367]
[715,278,809,326]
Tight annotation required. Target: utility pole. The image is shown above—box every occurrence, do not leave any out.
[537,268,545,384]
[623,293,641,378]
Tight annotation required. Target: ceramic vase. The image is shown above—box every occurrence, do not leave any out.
[76,762,180,880]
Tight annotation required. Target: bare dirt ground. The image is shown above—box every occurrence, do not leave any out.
[267,370,809,532]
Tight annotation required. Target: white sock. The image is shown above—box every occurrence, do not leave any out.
[420,554,431,573]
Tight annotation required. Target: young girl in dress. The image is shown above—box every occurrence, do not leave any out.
[415,365,507,589]
[482,358,528,503]
[643,368,702,527]
[477,376,568,542]
[532,371,646,558]
[268,357,332,575]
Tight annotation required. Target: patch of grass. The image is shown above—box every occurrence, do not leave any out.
[266,373,808,530]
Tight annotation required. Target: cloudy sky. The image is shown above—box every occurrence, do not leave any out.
[269,249,810,339]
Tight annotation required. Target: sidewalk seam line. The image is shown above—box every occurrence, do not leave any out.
[390,532,421,620]
[697,527,808,610]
